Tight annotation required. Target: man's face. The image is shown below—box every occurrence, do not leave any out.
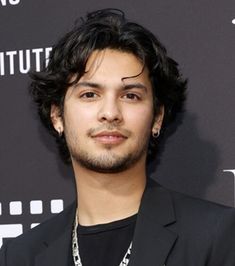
[52,49,163,173]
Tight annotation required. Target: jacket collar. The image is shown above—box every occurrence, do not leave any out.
[35,178,177,266]
[129,178,177,266]
[35,201,76,266]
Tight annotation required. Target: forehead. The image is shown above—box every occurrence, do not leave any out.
[81,49,150,83]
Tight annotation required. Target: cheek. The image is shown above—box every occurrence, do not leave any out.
[64,104,95,134]
[125,106,153,135]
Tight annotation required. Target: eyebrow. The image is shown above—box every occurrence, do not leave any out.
[123,83,147,92]
[75,81,101,89]
[75,81,148,92]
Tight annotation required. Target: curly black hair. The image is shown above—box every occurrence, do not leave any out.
[29,8,187,164]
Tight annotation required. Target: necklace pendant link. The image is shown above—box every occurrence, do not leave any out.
[72,210,132,266]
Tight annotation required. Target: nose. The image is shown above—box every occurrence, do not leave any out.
[97,95,123,124]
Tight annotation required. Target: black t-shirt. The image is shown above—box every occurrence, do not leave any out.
[74,213,137,266]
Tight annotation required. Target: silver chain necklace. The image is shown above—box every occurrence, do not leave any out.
[72,212,133,266]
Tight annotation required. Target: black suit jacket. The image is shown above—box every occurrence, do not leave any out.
[1,179,235,266]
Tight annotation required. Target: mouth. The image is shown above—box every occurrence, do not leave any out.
[91,131,128,145]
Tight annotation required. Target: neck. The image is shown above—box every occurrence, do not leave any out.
[72,159,147,226]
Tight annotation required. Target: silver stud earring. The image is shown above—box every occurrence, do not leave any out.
[152,129,160,138]
[58,127,63,137]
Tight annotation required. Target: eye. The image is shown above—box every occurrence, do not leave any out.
[122,93,141,101]
[80,91,98,99]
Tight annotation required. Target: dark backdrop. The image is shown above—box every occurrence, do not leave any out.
[0,0,235,247]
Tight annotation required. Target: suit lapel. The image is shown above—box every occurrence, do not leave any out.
[34,179,177,266]
[129,179,178,266]
[35,202,76,266]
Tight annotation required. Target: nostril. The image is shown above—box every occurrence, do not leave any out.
[98,108,123,123]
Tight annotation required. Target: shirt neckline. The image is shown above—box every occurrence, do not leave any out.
[77,212,138,235]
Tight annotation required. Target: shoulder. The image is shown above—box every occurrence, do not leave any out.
[6,201,75,247]
[148,178,235,239]
[165,187,235,264]
[168,186,235,220]
[148,178,235,221]
[0,201,76,265]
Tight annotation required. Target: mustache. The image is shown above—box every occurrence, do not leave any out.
[87,125,131,138]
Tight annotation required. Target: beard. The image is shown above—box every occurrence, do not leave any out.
[64,126,150,173]
[70,148,146,173]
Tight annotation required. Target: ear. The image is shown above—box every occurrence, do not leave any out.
[152,105,164,133]
[50,104,64,134]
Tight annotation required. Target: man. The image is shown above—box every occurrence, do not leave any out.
[0,8,235,266]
